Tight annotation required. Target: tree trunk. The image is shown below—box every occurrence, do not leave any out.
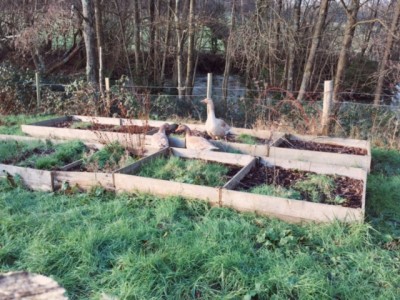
[82,0,97,85]
[333,0,360,102]
[149,0,156,83]
[297,0,329,101]
[133,0,142,79]
[374,0,400,105]
[222,0,236,111]
[160,0,173,86]
[94,0,103,92]
[175,0,184,100]
[185,0,195,98]
[287,0,302,93]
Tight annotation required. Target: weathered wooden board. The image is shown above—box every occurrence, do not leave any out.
[72,115,121,125]
[0,164,53,191]
[170,148,254,166]
[114,174,221,206]
[221,189,364,223]
[53,170,114,191]
[30,116,70,126]
[223,158,257,190]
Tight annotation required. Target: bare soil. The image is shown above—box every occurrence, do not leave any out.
[278,137,367,155]
[52,121,156,134]
[236,164,363,208]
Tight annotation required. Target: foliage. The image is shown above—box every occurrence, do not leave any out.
[250,184,302,200]
[137,156,230,187]
[236,133,257,145]
[294,174,346,205]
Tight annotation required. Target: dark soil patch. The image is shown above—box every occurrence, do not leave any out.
[236,164,363,208]
[52,121,156,134]
[278,137,367,155]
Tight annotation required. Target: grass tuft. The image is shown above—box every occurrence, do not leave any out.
[137,156,230,187]
[236,133,257,145]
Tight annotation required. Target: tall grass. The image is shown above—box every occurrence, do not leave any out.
[0,114,58,135]
[0,148,399,299]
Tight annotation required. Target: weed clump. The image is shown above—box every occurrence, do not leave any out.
[137,156,230,187]
[83,142,136,172]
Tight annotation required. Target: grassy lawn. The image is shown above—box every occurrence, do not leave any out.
[0,148,399,299]
[0,114,58,135]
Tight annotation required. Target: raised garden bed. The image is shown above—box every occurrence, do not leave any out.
[221,157,367,223]
[270,134,371,172]
[114,148,256,206]
[52,142,158,192]
[0,137,92,191]
[21,116,153,148]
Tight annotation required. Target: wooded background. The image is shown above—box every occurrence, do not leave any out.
[1,0,400,109]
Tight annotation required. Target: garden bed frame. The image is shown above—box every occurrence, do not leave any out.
[0,135,367,223]
[21,115,284,155]
[270,133,371,172]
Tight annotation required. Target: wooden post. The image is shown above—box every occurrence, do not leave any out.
[105,77,110,114]
[321,80,333,135]
[99,46,103,95]
[207,73,212,99]
[35,72,41,111]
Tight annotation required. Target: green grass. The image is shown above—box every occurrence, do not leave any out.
[0,114,58,135]
[0,148,399,299]
[70,121,92,129]
[250,184,302,200]
[0,139,48,164]
[236,133,257,145]
[137,156,230,187]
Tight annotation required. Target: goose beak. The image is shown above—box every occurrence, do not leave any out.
[200,99,208,104]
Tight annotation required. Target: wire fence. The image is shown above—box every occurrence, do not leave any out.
[1,78,399,149]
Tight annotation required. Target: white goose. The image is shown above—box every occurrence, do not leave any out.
[201,98,231,139]
[151,123,170,149]
[176,124,219,151]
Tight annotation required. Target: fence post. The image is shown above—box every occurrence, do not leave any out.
[321,80,333,135]
[207,73,213,99]
[99,46,103,95]
[35,72,41,111]
[105,77,110,114]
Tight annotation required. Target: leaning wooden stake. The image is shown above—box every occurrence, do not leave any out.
[207,73,213,99]
[35,72,41,111]
[321,80,333,135]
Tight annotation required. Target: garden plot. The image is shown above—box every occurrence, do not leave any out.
[21,115,284,153]
[221,157,367,223]
[114,148,256,206]
[21,115,155,147]
[0,138,91,191]
[270,133,371,171]
[52,142,160,192]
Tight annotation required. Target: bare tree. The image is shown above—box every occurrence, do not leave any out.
[374,0,400,105]
[333,0,360,102]
[297,0,330,101]
[82,0,97,85]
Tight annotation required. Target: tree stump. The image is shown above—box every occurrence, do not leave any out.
[0,271,67,299]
